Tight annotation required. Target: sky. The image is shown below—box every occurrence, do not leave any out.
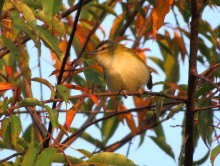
[1,1,220,166]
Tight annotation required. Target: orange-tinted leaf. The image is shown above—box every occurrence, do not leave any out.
[87,62,103,73]
[65,99,83,130]
[109,13,124,40]
[152,0,173,39]
[87,94,99,106]
[5,66,14,78]
[133,97,152,126]
[64,84,90,92]
[0,82,14,91]
[65,106,77,131]
[174,31,187,61]
[118,104,137,136]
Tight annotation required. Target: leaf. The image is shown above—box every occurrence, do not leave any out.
[86,152,135,166]
[56,84,70,107]
[211,145,220,166]
[20,98,58,128]
[1,36,21,60]
[1,118,12,148]
[174,31,187,61]
[198,98,212,148]
[109,13,124,40]
[41,0,61,21]
[149,136,175,160]
[36,148,57,166]
[101,114,120,145]
[152,0,173,38]
[5,66,14,78]
[213,0,220,6]
[155,97,164,117]
[193,150,210,165]
[11,115,23,151]
[91,3,117,17]
[87,94,99,106]
[0,82,14,91]
[31,77,55,99]
[13,0,36,27]
[36,25,60,59]
[22,144,39,166]
[118,104,137,136]
[65,105,77,131]
[76,149,93,158]
[52,153,85,164]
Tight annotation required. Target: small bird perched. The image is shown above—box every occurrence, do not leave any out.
[87,40,152,92]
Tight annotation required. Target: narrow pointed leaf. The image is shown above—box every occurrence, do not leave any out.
[31,77,55,99]
[87,152,135,166]
[36,148,57,166]
[22,144,39,166]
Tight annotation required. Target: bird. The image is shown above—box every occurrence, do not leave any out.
[87,40,152,93]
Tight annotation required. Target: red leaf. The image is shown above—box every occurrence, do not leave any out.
[5,66,14,78]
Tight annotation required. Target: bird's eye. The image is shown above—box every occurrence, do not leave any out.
[102,47,106,50]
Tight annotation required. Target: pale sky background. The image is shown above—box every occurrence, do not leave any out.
[1,1,220,166]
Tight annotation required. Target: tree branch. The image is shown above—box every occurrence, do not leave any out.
[185,1,201,165]
[44,0,85,149]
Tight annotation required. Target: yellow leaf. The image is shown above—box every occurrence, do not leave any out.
[152,0,173,39]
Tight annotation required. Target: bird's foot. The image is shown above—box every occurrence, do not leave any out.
[118,89,128,98]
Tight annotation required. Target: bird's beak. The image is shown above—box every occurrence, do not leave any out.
[85,50,97,55]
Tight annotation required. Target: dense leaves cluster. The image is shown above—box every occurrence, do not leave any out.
[0,0,220,165]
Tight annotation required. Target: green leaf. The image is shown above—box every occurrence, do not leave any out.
[91,3,117,17]
[1,36,21,61]
[211,145,220,166]
[19,98,59,128]
[198,98,212,148]
[155,97,164,117]
[36,25,60,59]
[76,149,93,158]
[86,152,135,166]
[41,0,61,20]
[1,118,12,148]
[193,150,210,165]
[166,104,184,119]
[149,136,175,160]
[31,77,55,99]
[53,153,85,164]
[23,125,38,145]
[34,10,66,35]
[36,148,57,166]
[56,84,70,107]
[213,0,220,6]
[101,116,120,144]
[83,65,105,92]
[24,0,42,9]
[22,144,39,166]
[11,115,23,151]
[13,0,36,27]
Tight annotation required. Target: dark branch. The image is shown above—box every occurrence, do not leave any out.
[185,1,201,165]
[44,0,85,149]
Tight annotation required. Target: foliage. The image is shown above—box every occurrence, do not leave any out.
[0,0,220,165]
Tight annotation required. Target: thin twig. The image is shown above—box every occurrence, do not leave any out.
[0,152,25,164]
